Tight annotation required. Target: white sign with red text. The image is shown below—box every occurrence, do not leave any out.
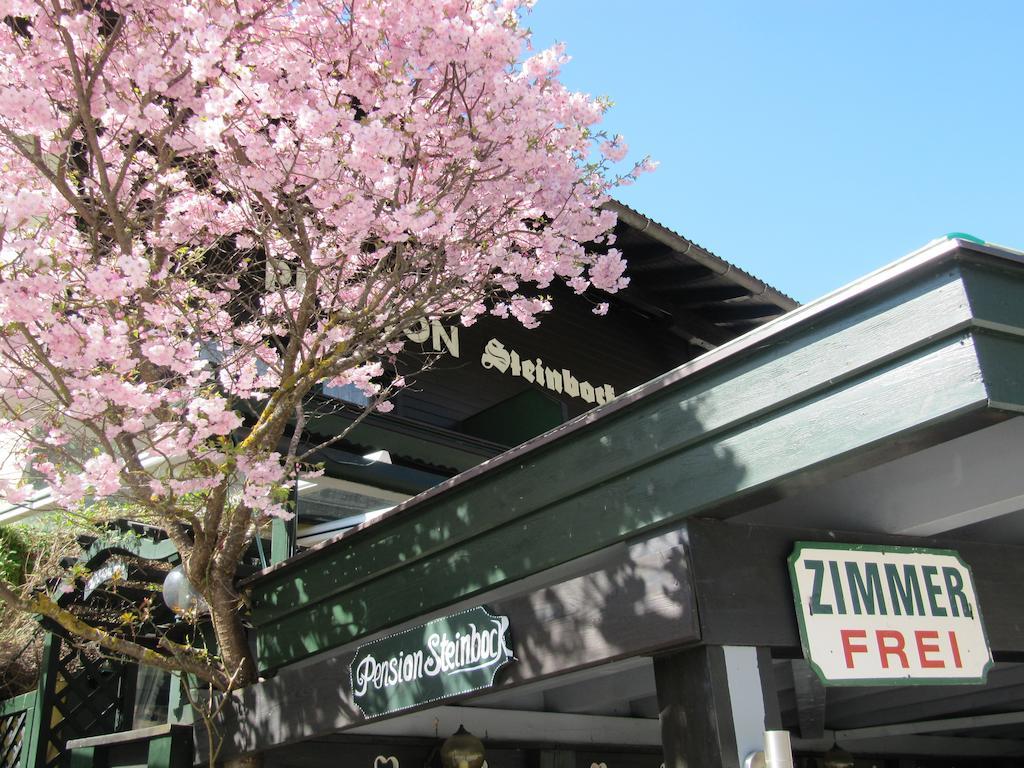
[789,542,992,685]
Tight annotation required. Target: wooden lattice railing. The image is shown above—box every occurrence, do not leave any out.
[39,636,129,768]
[0,692,39,768]
[0,632,135,768]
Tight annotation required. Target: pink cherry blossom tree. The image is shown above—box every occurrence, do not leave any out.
[0,0,647,757]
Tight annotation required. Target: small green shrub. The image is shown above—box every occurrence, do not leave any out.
[0,526,30,586]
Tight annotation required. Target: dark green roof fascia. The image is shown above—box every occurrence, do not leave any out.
[310,446,448,496]
[246,241,1024,670]
[304,404,505,474]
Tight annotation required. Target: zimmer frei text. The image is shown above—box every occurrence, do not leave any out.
[789,543,991,684]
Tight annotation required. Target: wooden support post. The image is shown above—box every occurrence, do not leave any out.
[790,659,826,740]
[147,733,190,768]
[167,673,190,725]
[68,746,103,768]
[28,633,60,768]
[270,518,292,564]
[15,693,40,768]
[118,661,139,732]
[655,646,781,768]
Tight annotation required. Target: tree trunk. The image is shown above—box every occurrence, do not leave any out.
[196,582,262,767]
[207,581,259,687]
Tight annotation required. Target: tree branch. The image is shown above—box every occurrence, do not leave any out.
[0,578,228,689]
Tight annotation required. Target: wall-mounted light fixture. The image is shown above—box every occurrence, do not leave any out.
[821,744,855,768]
[440,725,485,768]
[161,565,209,615]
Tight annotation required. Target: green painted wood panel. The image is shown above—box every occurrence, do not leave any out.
[254,334,995,668]
[146,735,186,768]
[305,409,500,472]
[975,331,1024,412]
[81,535,178,566]
[0,693,35,717]
[963,261,1024,335]
[270,518,291,566]
[249,256,1024,670]
[19,696,38,768]
[67,748,98,768]
[250,265,978,627]
[0,692,37,768]
[26,633,56,768]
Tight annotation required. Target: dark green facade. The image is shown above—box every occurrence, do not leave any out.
[247,244,1024,672]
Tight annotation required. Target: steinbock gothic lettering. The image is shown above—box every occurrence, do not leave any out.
[350,606,514,717]
[402,324,616,408]
[480,338,615,406]
[353,623,504,698]
[404,319,460,358]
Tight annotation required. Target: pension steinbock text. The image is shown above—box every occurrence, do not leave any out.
[349,606,514,717]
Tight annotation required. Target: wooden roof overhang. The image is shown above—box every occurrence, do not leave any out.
[287,202,797,477]
[606,200,796,348]
[241,236,1024,672]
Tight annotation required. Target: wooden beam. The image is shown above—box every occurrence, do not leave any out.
[254,332,1004,670]
[837,735,1024,758]
[649,284,751,305]
[622,252,711,278]
[539,750,575,768]
[208,531,699,762]
[251,267,979,633]
[472,656,650,710]
[655,646,777,768]
[656,648,734,768]
[348,705,661,747]
[65,724,186,750]
[824,663,1024,729]
[541,663,655,714]
[610,288,734,347]
[790,660,826,740]
[791,729,1024,758]
[837,709,1024,738]
[700,303,788,323]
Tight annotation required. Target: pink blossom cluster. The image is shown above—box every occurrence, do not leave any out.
[0,0,650,527]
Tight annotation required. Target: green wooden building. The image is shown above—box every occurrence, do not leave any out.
[7,217,1024,768]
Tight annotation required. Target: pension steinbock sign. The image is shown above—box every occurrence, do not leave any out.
[789,542,992,686]
[350,606,514,718]
[397,319,618,408]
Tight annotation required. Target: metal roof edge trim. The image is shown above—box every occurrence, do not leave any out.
[606,200,799,311]
[243,237,1023,585]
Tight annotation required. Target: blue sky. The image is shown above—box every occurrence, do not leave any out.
[525,1,1024,302]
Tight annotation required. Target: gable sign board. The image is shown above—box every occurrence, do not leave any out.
[350,606,514,718]
[400,319,618,408]
[789,542,992,686]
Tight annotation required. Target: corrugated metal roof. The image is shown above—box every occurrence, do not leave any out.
[607,199,798,310]
[605,200,796,350]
